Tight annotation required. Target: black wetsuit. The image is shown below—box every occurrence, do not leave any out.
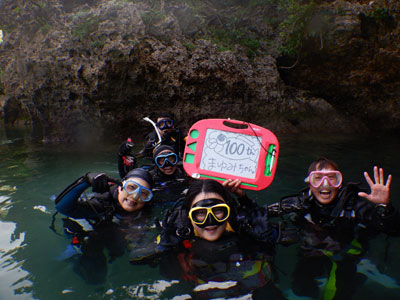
[117,153,137,179]
[159,232,285,299]
[149,164,189,196]
[267,183,400,299]
[159,194,278,252]
[131,194,281,299]
[55,176,151,284]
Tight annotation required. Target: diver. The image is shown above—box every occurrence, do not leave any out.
[139,178,284,299]
[117,137,136,179]
[54,168,154,284]
[139,113,187,159]
[117,113,187,178]
[149,144,189,195]
[267,157,400,299]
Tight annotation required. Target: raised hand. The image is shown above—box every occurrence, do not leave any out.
[118,138,134,156]
[86,173,120,193]
[358,166,392,205]
[223,179,245,197]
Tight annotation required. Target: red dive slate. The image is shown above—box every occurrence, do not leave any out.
[183,119,279,191]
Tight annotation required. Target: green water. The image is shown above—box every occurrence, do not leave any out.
[1,127,400,299]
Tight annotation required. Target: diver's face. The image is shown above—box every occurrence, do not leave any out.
[156,117,174,136]
[156,149,177,175]
[309,167,340,205]
[117,177,150,212]
[189,192,227,242]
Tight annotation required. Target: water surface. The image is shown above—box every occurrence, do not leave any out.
[1,127,400,299]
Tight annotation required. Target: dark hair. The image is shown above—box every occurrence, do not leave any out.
[153,144,176,159]
[183,179,233,210]
[307,156,339,174]
[157,113,174,121]
[123,168,153,189]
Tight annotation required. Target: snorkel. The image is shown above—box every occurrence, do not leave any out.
[143,117,162,146]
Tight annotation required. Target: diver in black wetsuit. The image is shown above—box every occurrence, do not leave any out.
[149,144,189,193]
[117,138,137,179]
[117,114,187,178]
[139,113,187,159]
[267,157,399,299]
[55,168,154,284]
[143,178,284,299]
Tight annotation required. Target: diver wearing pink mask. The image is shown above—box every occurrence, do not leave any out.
[267,157,399,299]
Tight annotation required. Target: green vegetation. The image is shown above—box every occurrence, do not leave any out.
[40,23,51,34]
[207,27,262,59]
[184,42,196,51]
[90,40,104,48]
[366,7,392,20]
[13,7,21,14]
[363,6,395,30]
[278,0,317,57]
[72,10,92,21]
[72,16,100,39]
[334,6,347,16]
[141,10,166,26]
[249,0,274,7]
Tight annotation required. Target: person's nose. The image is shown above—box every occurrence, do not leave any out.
[322,177,329,187]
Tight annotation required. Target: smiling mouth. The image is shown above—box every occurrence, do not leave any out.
[125,198,138,206]
[204,225,218,231]
[163,167,174,173]
[320,190,331,195]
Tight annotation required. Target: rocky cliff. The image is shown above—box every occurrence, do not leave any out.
[0,0,398,142]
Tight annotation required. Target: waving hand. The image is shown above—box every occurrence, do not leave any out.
[358,166,392,205]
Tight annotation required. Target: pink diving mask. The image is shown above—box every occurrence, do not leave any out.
[307,170,343,188]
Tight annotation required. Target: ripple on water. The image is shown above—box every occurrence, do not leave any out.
[0,221,33,300]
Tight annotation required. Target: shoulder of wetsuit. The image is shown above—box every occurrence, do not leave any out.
[55,175,90,205]
[338,182,362,199]
[143,132,159,149]
[331,182,363,216]
[284,192,310,210]
[232,198,277,247]
[158,199,192,250]
[267,190,310,218]
[145,131,158,139]
[80,191,116,219]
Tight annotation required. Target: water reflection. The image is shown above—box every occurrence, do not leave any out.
[0,221,32,300]
[0,128,399,299]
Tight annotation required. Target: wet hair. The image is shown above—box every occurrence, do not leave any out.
[307,156,339,174]
[123,168,153,188]
[157,113,174,121]
[183,179,233,211]
[153,144,176,159]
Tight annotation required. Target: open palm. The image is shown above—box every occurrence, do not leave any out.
[358,166,392,205]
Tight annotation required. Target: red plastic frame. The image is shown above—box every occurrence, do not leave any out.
[183,119,279,190]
